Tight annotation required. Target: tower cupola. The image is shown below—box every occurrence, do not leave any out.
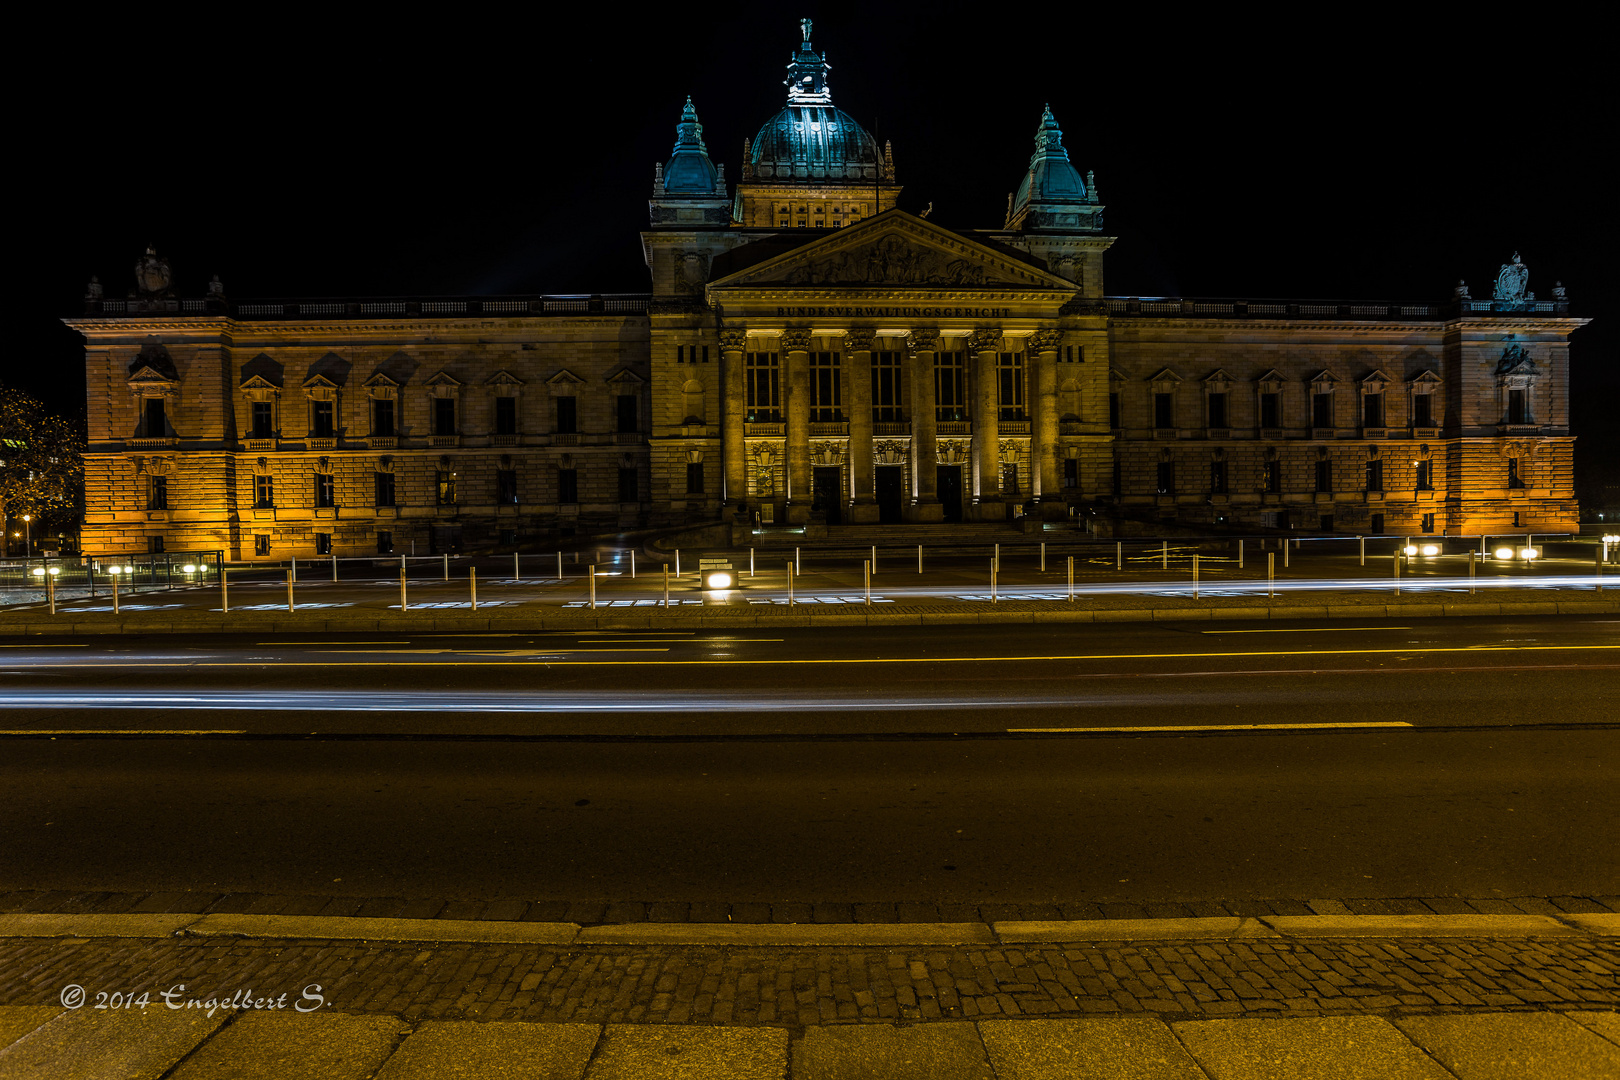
[1005,105,1103,233]
[649,96,728,228]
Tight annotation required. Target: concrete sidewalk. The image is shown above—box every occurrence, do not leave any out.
[3,910,1618,1077]
[1,1006,1616,1078]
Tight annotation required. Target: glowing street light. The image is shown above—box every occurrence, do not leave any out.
[1494,547,1516,560]
[1520,547,1539,560]
[1420,544,1440,557]
[704,570,735,590]
[1402,544,1418,556]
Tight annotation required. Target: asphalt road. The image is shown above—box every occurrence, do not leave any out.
[0,616,1615,906]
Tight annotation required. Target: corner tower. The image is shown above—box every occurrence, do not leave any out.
[732,19,900,229]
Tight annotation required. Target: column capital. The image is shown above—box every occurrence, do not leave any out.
[1028,328,1063,354]
[968,328,1003,354]
[842,326,876,352]
[907,327,940,352]
[719,329,748,353]
[780,327,813,352]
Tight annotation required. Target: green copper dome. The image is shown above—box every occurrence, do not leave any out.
[748,19,882,183]
[663,96,720,195]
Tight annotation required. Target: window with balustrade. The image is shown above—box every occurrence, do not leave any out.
[997,353,1025,421]
[872,351,904,421]
[935,352,967,422]
[745,352,780,421]
[810,351,842,421]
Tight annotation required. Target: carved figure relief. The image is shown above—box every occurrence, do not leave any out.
[936,440,969,465]
[874,440,907,465]
[674,250,711,294]
[780,235,996,286]
[1493,253,1530,302]
[133,246,173,297]
[810,441,845,466]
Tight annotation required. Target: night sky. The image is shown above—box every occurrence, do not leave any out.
[23,5,1615,501]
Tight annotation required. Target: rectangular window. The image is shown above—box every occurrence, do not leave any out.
[745,352,780,421]
[1065,345,1084,363]
[376,530,392,554]
[497,469,518,505]
[1154,392,1174,429]
[144,397,166,437]
[1508,458,1524,489]
[1319,514,1334,533]
[872,351,904,421]
[252,534,268,556]
[1413,393,1433,428]
[1263,460,1280,493]
[315,472,335,508]
[997,352,1025,421]
[433,397,456,436]
[810,351,842,421]
[701,345,709,363]
[1063,458,1078,489]
[1315,459,1332,493]
[148,475,168,510]
[676,345,685,364]
[1363,392,1384,428]
[557,468,578,504]
[251,401,274,438]
[311,400,334,438]
[686,462,705,494]
[1109,391,1121,429]
[1421,512,1436,534]
[616,394,638,433]
[1415,460,1433,491]
[148,535,165,554]
[254,474,274,508]
[1312,392,1333,429]
[556,396,577,434]
[1370,513,1384,534]
[1207,392,1227,429]
[436,470,457,505]
[1366,459,1384,492]
[1156,461,1175,494]
[374,471,395,507]
[495,396,517,435]
[372,398,395,437]
[1211,459,1227,494]
[1507,388,1527,425]
[618,467,638,502]
[1260,392,1280,429]
[315,533,331,555]
[934,352,967,421]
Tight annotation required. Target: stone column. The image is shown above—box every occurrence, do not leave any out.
[907,327,942,522]
[782,327,813,524]
[1029,328,1064,518]
[844,327,877,523]
[969,328,1003,519]
[720,329,747,512]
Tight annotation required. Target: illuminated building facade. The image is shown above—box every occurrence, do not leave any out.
[69,22,1583,558]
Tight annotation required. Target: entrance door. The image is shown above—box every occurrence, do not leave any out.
[937,466,963,522]
[875,466,904,524]
[812,466,843,524]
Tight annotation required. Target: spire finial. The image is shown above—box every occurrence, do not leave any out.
[801,17,812,43]
[785,18,832,102]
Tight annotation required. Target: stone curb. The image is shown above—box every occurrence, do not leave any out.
[2,596,1616,635]
[3,911,1615,946]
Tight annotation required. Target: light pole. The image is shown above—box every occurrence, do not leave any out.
[21,514,31,557]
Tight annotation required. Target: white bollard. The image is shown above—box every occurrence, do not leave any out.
[1041,542,1046,573]
[514,552,520,581]
[1268,553,1275,600]
[589,565,596,608]
[787,562,794,605]
[872,545,877,576]
[470,566,478,610]
[112,571,120,615]
[1117,541,1123,570]
[1193,554,1199,599]
[292,556,297,584]
[864,560,871,606]
[443,553,449,581]
[663,563,670,608]
[400,568,408,610]
[994,543,1000,572]
[287,569,295,612]
[332,555,337,582]
[1067,555,1074,602]
[1239,538,1245,569]
[220,568,227,613]
[917,544,923,574]
[1360,536,1365,566]
[676,549,681,578]
[795,547,801,575]
[631,549,636,579]
[557,551,563,579]
[991,556,997,603]
[750,547,755,577]
[1162,540,1168,570]
[1469,550,1476,595]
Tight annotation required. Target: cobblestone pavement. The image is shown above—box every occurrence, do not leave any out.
[4,888,1616,927]
[4,932,1616,1027]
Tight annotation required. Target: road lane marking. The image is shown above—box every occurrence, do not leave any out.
[258,641,411,645]
[4,644,1617,669]
[1009,722,1416,733]
[1201,627,1412,634]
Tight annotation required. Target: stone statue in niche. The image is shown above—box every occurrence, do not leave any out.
[1493,252,1529,303]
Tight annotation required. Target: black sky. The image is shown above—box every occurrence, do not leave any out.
[21,4,1616,498]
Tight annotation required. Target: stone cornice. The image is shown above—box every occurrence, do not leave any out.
[1109,318,1449,335]
[69,317,649,340]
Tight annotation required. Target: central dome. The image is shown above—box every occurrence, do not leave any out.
[750,105,879,182]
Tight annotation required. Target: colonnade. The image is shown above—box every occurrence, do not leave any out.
[720,326,1065,522]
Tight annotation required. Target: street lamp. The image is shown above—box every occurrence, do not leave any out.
[21,514,31,556]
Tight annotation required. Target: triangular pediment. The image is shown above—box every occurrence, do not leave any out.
[424,370,462,388]
[1203,368,1236,384]
[486,370,525,388]
[1408,369,1443,385]
[1361,368,1394,386]
[709,211,1076,292]
[240,374,280,391]
[127,365,177,385]
[1256,369,1288,386]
